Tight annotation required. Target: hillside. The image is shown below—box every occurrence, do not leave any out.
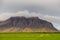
[0,17,58,32]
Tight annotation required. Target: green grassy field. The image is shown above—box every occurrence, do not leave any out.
[0,32,60,40]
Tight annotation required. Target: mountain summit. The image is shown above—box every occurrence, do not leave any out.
[0,17,58,32]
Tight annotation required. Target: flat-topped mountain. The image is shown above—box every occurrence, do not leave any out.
[0,17,58,32]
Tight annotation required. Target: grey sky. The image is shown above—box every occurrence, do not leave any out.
[0,0,60,15]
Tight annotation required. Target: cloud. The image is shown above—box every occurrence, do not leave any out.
[0,10,60,30]
[0,0,60,15]
[0,10,42,21]
[0,10,60,24]
[52,23,60,30]
[43,15,60,23]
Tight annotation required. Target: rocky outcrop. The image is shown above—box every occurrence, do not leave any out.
[0,17,58,32]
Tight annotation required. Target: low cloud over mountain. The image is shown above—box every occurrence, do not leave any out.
[0,10,60,24]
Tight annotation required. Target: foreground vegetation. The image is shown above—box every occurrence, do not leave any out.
[0,32,60,40]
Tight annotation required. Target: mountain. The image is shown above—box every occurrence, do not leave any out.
[0,17,58,32]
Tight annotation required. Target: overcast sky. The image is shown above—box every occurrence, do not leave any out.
[0,0,60,30]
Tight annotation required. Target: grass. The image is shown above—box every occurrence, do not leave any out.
[0,32,60,40]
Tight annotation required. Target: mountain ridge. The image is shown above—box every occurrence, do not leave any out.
[0,17,58,32]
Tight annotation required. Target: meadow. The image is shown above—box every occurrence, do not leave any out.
[0,32,60,40]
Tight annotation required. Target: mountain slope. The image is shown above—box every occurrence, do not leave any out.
[0,17,58,32]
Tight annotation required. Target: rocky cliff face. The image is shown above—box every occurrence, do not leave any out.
[0,17,58,32]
